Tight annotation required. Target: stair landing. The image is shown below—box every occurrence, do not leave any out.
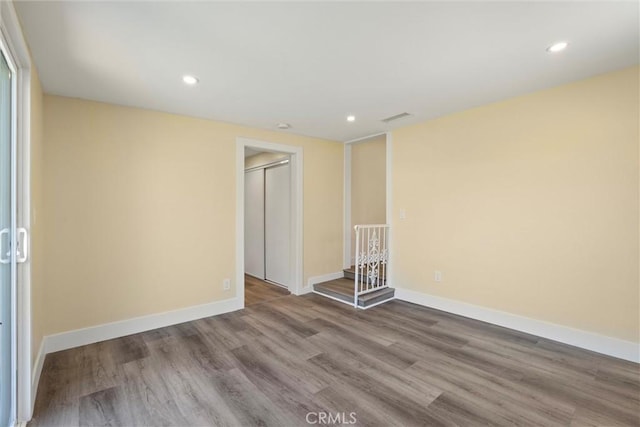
[313,277,394,308]
[343,265,387,284]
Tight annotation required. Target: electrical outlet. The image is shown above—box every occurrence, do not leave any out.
[434,271,442,283]
[399,209,406,220]
[223,278,231,290]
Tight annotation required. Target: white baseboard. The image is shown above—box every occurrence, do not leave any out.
[394,288,639,363]
[299,271,344,295]
[44,297,242,354]
[312,290,354,307]
[30,340,45,416]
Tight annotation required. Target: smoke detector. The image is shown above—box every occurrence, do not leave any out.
[277,123,291,129]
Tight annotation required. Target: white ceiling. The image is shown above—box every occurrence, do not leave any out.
[15,1,639,142]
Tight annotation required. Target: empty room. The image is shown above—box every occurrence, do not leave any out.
[0,1,638,426]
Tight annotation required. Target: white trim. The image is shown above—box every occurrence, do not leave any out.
[384,132,393,288]
[360,296,395,310]
[394,288,640,363]
[311,290,355,308]
[235,141,246,305]
[15,59,31,427]
[236,137,303,300]
[30,341,44,415]
[312,288,394,310]
[342,144,351,269]
[302,271,344,295]
[344,132,386,145]
[44,297,241,354]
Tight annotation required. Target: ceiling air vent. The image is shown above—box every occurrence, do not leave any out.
[381,112,412,123]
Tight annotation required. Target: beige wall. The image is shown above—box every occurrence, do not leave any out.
[351,136,386,259]
[392,66,639,342]
[43,96,343,335]
[29,67,44,364]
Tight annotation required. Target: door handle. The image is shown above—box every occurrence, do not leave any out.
[17,227,27,263]
[0,228,28,263]
[0,228,9,264]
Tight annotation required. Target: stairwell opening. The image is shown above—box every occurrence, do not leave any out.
[313,133,394,308]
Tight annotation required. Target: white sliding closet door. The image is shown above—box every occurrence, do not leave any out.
[244,169,265,278]
[265,164,290,287]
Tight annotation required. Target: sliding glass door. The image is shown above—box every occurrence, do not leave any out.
[0,46,15,427]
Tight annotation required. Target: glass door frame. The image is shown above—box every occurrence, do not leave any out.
[0,27,18,427]
[0,1,34,423]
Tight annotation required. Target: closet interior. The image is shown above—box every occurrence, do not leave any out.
[244,149,291,288]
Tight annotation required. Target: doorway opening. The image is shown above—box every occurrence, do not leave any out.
[235,138,303,308]
[244,148,292,305]
[343,133,388,268]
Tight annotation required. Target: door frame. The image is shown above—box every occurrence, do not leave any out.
[0,1,33,422]
[0,25,18,427]
[235,137,303,305]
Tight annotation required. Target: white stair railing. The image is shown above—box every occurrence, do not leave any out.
[353,224,390,307]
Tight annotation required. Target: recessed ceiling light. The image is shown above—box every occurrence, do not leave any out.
[277,123,291,129]
[347,115,356,122]
[547,41,569,53]
[182,75,199,85]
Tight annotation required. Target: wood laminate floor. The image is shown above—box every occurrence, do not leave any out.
[30,294,639,426]
[244,274,290,306]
